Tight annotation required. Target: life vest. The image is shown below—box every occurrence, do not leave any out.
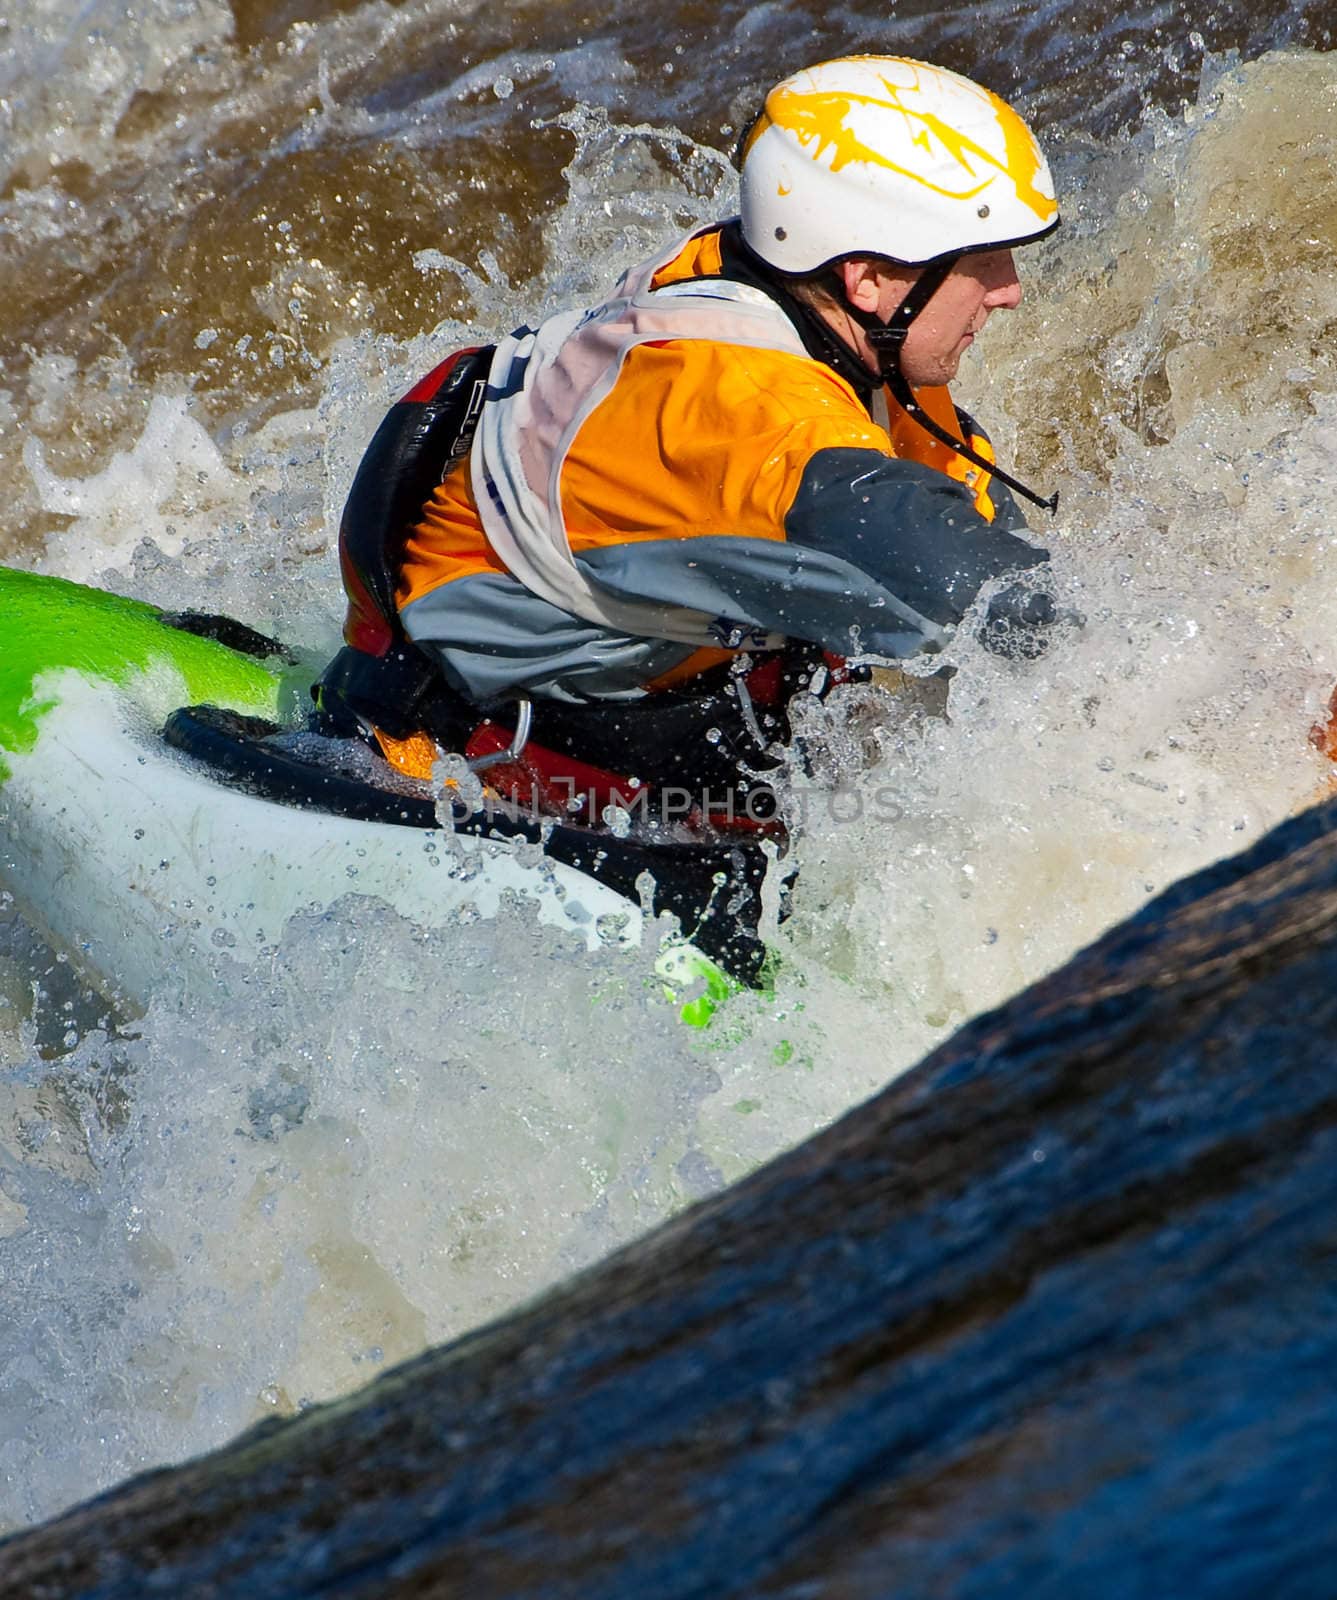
[318,343,797,828]
[464,228,1002,651]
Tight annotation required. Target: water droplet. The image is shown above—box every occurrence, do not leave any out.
[601,804,632,839]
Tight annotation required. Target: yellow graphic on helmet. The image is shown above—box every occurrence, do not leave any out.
[765,68,1056,224]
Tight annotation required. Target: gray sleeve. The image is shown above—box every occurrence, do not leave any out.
[783,446,1057,657]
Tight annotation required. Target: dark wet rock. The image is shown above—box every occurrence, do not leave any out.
[5,795,1337,1599]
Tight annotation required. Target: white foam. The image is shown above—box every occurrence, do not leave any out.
[24,395,237,580]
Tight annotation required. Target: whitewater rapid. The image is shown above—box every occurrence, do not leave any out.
[1,3,1334,1531]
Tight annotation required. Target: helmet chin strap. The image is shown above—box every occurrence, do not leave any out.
[841,257,1059,516]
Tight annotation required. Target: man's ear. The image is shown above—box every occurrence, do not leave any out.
[836,258,882,314]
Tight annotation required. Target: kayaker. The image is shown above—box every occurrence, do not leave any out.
[316,54,1063,822]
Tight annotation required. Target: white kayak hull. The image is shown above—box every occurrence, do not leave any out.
[2,670,646,1008]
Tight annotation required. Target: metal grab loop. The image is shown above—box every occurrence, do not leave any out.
[468,697,533,773]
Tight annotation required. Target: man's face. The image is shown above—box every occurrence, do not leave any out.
[879,250,1023,386]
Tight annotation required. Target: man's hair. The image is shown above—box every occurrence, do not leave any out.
[784,257,911,310]
[787,275,841,313]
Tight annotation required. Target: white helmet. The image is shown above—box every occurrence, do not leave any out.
[740,55,1058,274]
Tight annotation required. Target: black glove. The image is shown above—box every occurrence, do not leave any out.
[981,583,1082,661]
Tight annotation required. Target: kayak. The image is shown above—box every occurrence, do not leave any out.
[0,566,774,1023]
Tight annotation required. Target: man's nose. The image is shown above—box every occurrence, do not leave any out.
[986,251,1023,309]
